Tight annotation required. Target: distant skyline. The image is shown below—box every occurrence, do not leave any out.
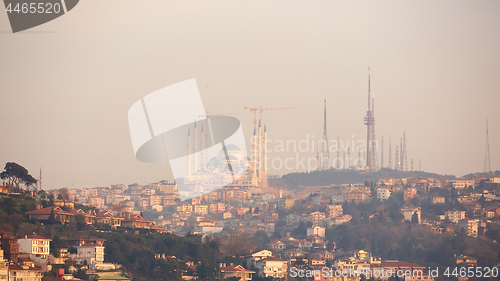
[0,0,499,189]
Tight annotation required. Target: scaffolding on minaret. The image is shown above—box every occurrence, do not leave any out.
[485,119,492,173]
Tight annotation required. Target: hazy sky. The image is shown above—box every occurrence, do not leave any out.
[1,0,499,190]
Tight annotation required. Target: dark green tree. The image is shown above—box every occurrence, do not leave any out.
[0,162,37,193]
[48,208,55,224]
[252,230,270,249]
[411,212,419,224]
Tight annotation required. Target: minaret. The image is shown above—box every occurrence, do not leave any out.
[187,127,192,176]
[364,67,375,172]
[37,167,42,198]
[193,121,198,173]
[321,94,330,170]
[485,119,492,173]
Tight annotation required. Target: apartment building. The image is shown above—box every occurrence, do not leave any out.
[255,257,288,279]
[18,235,51,259]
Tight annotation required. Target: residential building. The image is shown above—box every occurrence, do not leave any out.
[246,250,273,268]
[255,257,288,279]
[455,255,478,266]
[64,236,105,247]
[278,198,295,209]
[26,206,73,224]
[0,249,8,280]
[401,207,421,224]
[309,212,326,227]
[327,205,343,218]
[377,188,391,201]
[0,231,19,263]
[119,214,166,232]
[18,235,51,259]
[220,264,255,281]
[263,212,279,223]
[347,191,369,204]
[404,188,417,201]
[307,226,326,238]
[432,196,445,204]
[7,264,43,281]
[75,245,105,267]
[457,219,479,237]
[267,240,286,252]
[193,204,208,215]
[452,178,475,189]
[95,211,123,228]
[445,210,466,223]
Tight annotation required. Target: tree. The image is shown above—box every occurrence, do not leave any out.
[221,228,257,256]
[252,230,270,249]
[411,212,419,224]
[0,162,37,193]
[48,208,55,224]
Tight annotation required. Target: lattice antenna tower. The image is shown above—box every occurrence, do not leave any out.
[402,132,408,172]
[485,119,492,173]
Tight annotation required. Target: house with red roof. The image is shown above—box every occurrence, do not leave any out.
[220,264,255,281]
[26,206,73,224]
[8,264,43,281]
[118,214,167,233]
[69,209,96,225]
[95,211,123,228]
